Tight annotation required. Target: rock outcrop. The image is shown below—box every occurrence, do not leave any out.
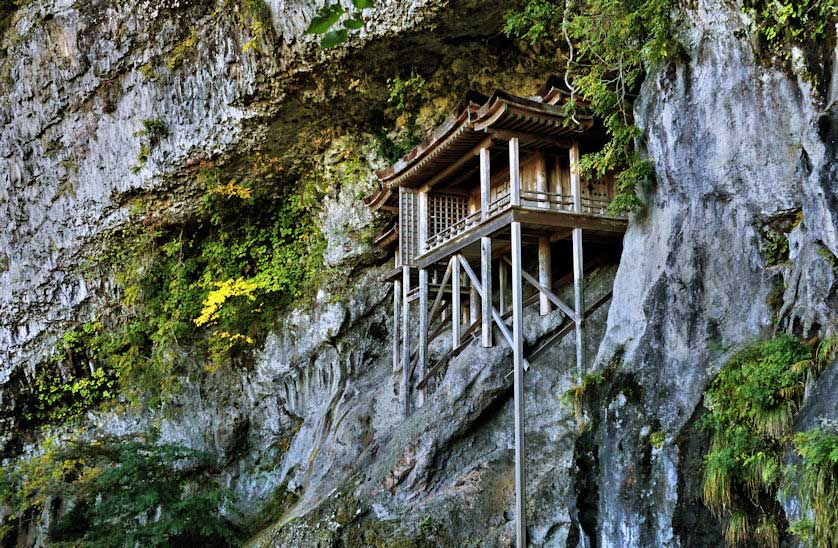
[0,0,835,546]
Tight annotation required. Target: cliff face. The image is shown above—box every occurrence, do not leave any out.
[595,1,837,545]
[1,0,836,546]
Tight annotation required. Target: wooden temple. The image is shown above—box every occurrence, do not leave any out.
[366,82,627,546]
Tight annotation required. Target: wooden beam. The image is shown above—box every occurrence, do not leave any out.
[499,259,507,314]
[501,256,578,322]
[480,147,491,219]
[421,135,494,191]
[512,208,628,233]
[428,260,453,328]
[570,139,585,374]
[456,255,529,369]
[570,140,582,215]
[511,220,527,548]
[489,128,573,149]
[419,191,429,254]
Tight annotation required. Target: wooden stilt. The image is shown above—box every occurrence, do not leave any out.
[451,256,461,349]
[418,268,428,407]
[538,237,552,316]
[393,279,401,373]
[570,140,585,374]
[499,259,507,314]
[470,286,479,328]
[511,221,526,548]
[401,266,411,416]
[481,237,493,347]
[509,138,521,207]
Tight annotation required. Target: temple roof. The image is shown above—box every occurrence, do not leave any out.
[375,82,593,189]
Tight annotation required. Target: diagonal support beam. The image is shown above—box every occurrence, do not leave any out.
[457,255,530,371]
[501,256,579,322]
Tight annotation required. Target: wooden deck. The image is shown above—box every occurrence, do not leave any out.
[414,204,627,269]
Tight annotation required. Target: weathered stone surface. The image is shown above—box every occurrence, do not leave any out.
[594,0,837,545]
[2,0,837,545]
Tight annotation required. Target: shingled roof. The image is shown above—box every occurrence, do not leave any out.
[375,82,593,190]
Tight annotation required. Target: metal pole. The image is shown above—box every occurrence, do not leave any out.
[511,220,526,548]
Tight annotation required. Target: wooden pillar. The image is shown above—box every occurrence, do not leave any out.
[535,152,548,209]
[511,220,527,548]
[417,267,428,407]
[538,237,552,316]
[481,237,492,347]
[509,138,521,206]
[499,259,507,314]
[479,146,493,347]
[470,285,479,328]
[451,256,461,349]
[419,190,429,253]
[480,147,491,218]
[401,266,411,416]
[570,141,585,374]
[393,279,401,372]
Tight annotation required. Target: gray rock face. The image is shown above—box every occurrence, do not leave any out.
[594,0,837,545]
[1,0,836,545]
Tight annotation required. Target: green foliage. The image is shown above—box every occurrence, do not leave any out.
[742,0,836,60]
[561,366,613,426]
[236,0,272,54]
[168,32,198,71]
[505,0,680,216]
[305,1,375,48]
[374,72,426,162]
[787,426,838,547]
[74,154,326,407]
[135,117,168,145]
[21,324,117,425]
[817,245,838,269]
[0,437,240,547]
[650,430,665,449]
[762,233,790,265]
[139,62,158,81]
[700,334,838,546]
[131,118,168,173]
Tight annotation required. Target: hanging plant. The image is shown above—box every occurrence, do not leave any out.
[305,0,375,48]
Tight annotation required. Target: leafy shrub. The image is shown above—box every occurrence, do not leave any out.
[19,323,117,426]
[786,426,838,547]
[700,334,838,546]
[85,154,324,406]
[304,0,375,48]
[742,0,836,60]
[0,437,240,547]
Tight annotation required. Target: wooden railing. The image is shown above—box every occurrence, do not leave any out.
[425,209,482,250]
[421,187,619,254]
